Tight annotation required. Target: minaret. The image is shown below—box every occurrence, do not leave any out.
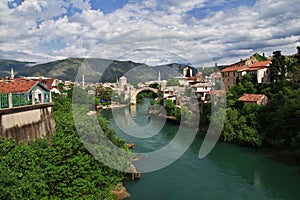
[10,68,14,79]
[158,71,161,85]
[82,74,85,88]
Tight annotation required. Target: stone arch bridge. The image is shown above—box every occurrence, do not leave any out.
[130,86,159,104]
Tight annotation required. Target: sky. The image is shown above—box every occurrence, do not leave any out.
[0,0,299,67]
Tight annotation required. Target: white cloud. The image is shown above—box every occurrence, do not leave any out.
[0,0,299,66]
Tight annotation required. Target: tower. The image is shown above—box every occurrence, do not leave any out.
[10,68,14,79]
[158,71,161,85]
[82,74,85,88]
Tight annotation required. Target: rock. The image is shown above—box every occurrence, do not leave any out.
[125,143,135,149]
[131,154,142,161]
[125,164,141,180]
[111,183,131,200]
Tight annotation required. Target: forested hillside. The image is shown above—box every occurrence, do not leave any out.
[215,48,300,154]
[0,86,130,199]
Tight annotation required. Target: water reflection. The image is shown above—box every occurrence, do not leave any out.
[112,106,165,138]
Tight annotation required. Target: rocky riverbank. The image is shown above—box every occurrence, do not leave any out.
[111,183,131,200]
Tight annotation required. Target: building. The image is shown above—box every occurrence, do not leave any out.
[238,94,269,106]
[162,86,185,105]
[220,59,249,90]
[246,60,271,83]
[205,72,222,90]
[114,76,135,100]
[221,59,271,90]
[0,79,51,109]
[190,82,212,102]
[0,79,55,143]
[24,76,60,94]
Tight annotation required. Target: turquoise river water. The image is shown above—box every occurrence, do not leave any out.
[101,98,300,200]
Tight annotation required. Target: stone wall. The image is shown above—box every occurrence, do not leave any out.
[0,103,55,143]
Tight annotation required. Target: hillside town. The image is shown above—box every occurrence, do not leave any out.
[0,49,299,144]
[1,48,300,143]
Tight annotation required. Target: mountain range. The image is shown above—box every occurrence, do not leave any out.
[0,59,36,78]
[1,58,197,83]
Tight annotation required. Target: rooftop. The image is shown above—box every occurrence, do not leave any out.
[0,79,47,93]
[238,94,265,102]
[250,60,271,68]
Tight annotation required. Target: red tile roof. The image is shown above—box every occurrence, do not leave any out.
[186,76,205,82]
[0,80,39,93]
[246,67,264,71]
[221,60,271,73]
[221,65,247,72]
[221,60,248,73]
[238,94,265,102]
[250,60,271,68]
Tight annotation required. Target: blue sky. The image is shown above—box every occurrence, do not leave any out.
[0,0,299,66]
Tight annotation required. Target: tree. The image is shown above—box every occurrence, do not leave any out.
[165,99,177,116]
[184,87,192,97]
[270,51,288,82]
[166,78,180,86]
[227,74,257,108]
[96,85,113,102]
[149,83,159,89]
[0,86,130,199]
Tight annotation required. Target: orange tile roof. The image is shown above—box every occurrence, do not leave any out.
[0,80,40,93]
[246,67,264,71]
[238,94,265,102]
[250,60,271,68]
[221,65,247,72]
[186,76,205,82]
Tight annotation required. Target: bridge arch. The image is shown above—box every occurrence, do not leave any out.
[130,87,159,104]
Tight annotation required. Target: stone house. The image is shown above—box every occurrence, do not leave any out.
[238,94,269,106]
[221,59,271,90]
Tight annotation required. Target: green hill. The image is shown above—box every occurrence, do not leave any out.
[13,57,197,83]
[0,59,35,78]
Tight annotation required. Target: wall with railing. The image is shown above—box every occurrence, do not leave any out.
[0,91,51,109]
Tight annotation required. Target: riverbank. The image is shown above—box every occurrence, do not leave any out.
[97,103,128,110]
[111,183,131,200]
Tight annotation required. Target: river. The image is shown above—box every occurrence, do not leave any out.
[101,98,300,200]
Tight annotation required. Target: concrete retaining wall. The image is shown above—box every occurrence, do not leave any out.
[0,103,55,143]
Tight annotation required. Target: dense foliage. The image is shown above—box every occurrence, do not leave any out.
[0,86,130,199]
[136,91,157,103]
[166,78,180,86]
[218,49,300,153]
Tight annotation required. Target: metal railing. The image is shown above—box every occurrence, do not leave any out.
[0,94,9,109]
[12,93,32,107]
[0,91,52,109]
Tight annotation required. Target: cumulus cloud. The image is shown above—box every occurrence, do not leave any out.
[0,0,299,66]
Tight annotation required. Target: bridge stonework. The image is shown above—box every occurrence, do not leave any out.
[0,103,55,144]
[130,87,158,104]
